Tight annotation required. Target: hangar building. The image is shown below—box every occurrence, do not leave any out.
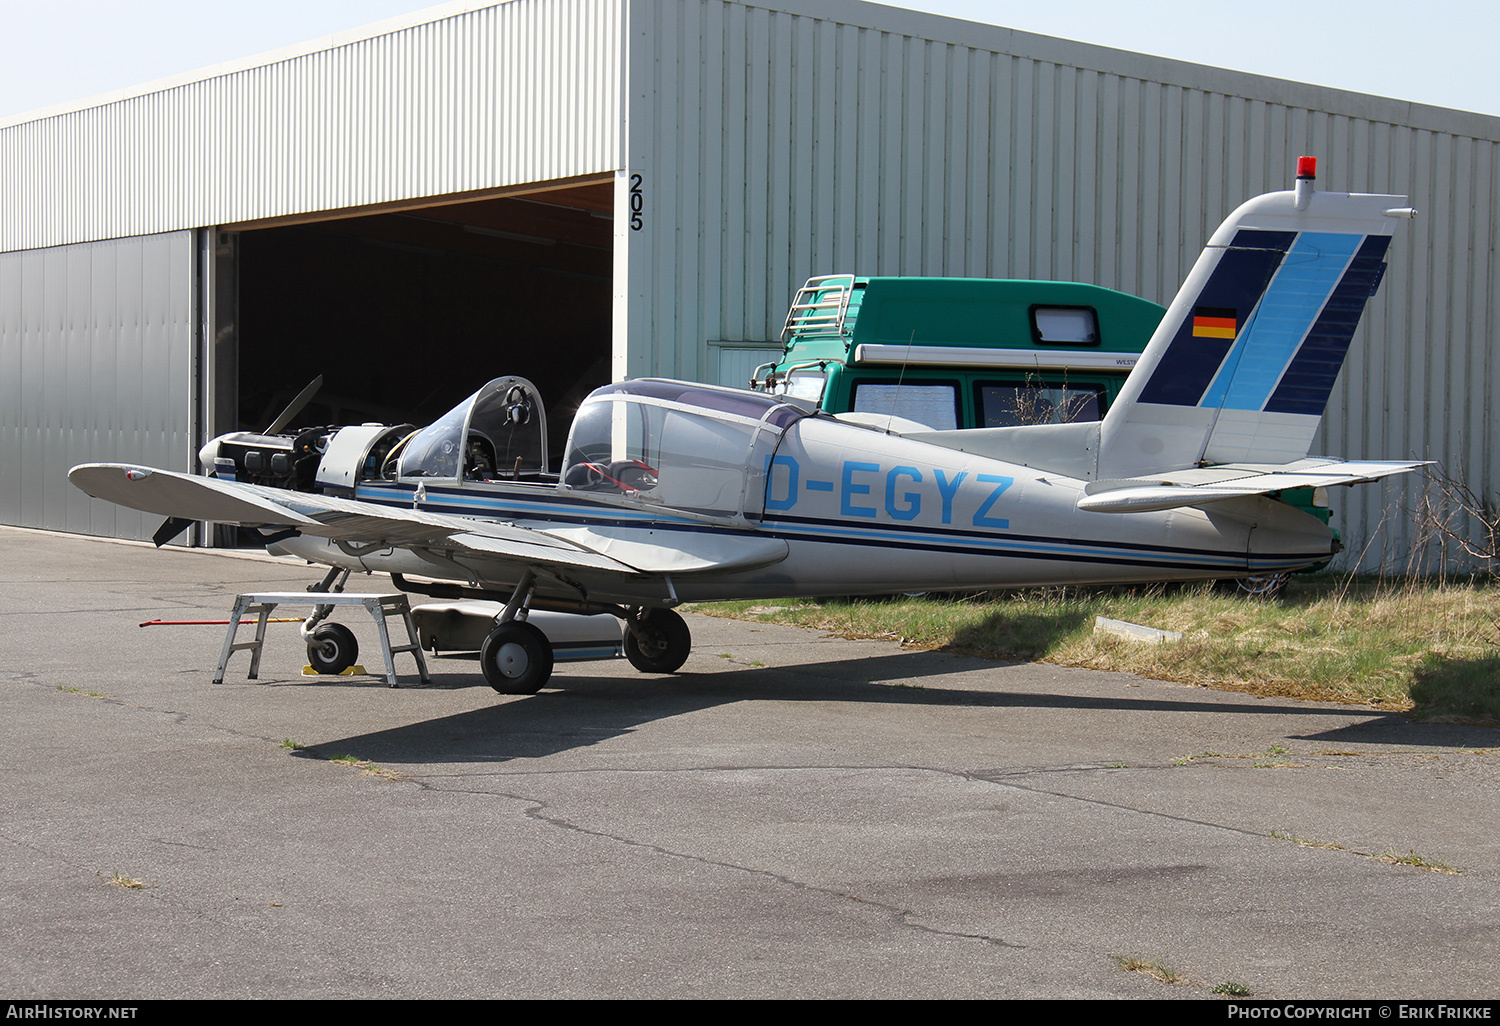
[2,0,1497,568]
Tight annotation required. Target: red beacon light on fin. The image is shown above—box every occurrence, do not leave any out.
[1294,155,1317,210]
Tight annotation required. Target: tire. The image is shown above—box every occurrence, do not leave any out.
[1222,573,1291,600]
[480,621,554,694]
[623,609,692,674]
[307,623,359,675]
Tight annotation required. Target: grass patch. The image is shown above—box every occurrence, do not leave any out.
[691,576,1500,721]
[1270,830,1459,874]
[56,685,110,698]
[716,653,766,667]
[1111,955,1185,985]
[1410,653,1500,722]
[1175,745,1303,767]
[1376,848,1460,874]
[329,754,403,781]
[106,873,143,889]
[1114,954,1251,993]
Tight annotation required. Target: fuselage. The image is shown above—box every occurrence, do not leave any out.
[271,404,1336,607]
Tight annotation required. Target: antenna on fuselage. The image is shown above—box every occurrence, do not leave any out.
[885,330,918,435]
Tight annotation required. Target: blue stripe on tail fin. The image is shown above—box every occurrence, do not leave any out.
[1095,168,1408,479]
[1135,230,1294,407]
[1264,235,1391,415]
[1202,231,1366,412]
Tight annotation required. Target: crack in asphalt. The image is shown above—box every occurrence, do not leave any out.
[412,768,1027,950]
[18,677,1460,951]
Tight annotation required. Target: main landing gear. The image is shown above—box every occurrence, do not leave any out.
[476,572,694,694]
[480,620,554,695]
[622,608,691,674]
[1221,573,1291,600]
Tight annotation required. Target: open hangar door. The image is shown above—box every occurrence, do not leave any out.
[228,179,614,462]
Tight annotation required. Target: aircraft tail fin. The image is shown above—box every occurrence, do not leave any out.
[1097,158,1414,480]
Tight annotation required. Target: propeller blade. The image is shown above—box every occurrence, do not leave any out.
[151,516,195,548]
[264,374,323,435]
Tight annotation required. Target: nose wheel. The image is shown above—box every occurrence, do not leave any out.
[307,623,359,675]
[480,620,554,694]
[623,608,691,674]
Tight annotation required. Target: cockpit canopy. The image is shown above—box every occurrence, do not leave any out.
[398,376,549,481]
[561,380,815,519]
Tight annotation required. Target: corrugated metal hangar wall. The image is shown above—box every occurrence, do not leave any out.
[1,0,1497,572]
[0,0,625,544]
[624,0,1500,572]
[0,232,197,539]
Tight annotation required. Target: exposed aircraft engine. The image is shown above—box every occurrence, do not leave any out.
[200,424,412,493]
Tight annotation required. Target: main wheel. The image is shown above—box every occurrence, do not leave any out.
[623,609,691,674]
[307,623,359,675]
[480,621,554,694]
[1222,573,1291,600]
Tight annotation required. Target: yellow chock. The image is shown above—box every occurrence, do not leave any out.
[302,664,368,677]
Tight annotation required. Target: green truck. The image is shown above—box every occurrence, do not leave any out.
[750,273,1330,594]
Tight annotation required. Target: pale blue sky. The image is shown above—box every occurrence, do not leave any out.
[1,0,1493,121]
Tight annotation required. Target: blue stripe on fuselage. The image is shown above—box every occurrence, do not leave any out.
[355,483,707,528]
[760,514,1319,574]
[350,483,1317,576]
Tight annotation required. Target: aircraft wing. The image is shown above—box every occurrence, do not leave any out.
[69,463,790,578]
[69,463,638,575]
[1075,458,1427,514]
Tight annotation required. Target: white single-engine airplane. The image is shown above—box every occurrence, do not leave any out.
[72,158,1423,694]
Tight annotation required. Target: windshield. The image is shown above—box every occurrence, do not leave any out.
[561,380,813,518]
[398,376,549,481]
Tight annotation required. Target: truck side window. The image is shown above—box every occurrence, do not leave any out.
[851,382,959,430]
[978,383,1103,427]
[1032,306,1099,344]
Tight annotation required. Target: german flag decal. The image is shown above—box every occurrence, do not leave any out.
[1192,307,1237,339]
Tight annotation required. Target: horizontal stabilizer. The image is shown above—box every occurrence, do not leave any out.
[1077,459,1425,513]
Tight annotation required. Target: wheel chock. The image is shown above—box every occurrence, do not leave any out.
[302,664,368,677]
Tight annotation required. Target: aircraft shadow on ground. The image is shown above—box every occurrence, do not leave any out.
[1407,652,1500,725]
[302,645,1486,765]
[946,605,1093,662]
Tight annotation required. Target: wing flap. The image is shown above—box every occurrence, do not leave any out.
[443,532,643,573]
[545,525,789,573]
